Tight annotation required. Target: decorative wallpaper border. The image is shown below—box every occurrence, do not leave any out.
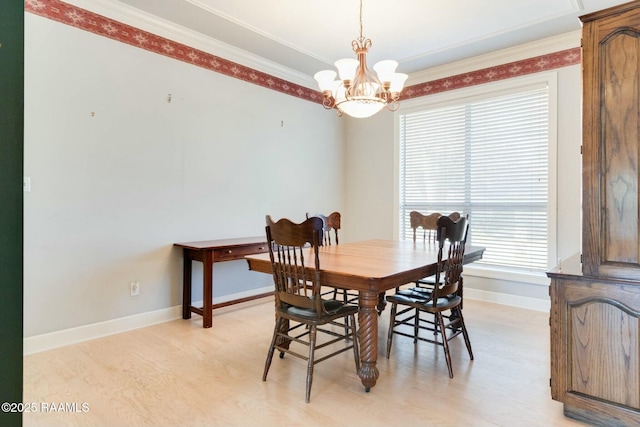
[403,48,581,99]
[25,0,581,107]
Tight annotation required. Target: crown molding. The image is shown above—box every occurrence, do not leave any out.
[408,30,581,85]
[55,0,317,89]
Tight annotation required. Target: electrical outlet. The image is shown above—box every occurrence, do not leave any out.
[130,281,140,296]
[23,177,31,192]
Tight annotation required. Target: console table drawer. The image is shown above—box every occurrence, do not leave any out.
[215,243,268,261]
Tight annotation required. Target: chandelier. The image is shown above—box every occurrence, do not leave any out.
[314,0,408,119]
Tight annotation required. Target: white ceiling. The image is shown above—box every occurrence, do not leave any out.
[112,0,631,76]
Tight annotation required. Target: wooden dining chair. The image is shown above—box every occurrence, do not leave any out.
[307,211,340,246]
[411,211,439,243]
[306,212,357,303]
[386,215,473,378]
[410,210,461,243]
[400,211,463,295]
[262,215,360,403]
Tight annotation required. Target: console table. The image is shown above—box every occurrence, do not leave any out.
[175,237,270,328]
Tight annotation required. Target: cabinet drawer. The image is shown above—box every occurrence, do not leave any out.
[215,243,269,261]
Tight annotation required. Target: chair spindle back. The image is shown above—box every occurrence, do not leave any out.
[265,215,324,314]
[432,216,469,305]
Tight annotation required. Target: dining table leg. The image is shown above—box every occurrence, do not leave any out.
[357,290,380,391]
[202,250,213,328]
[182,252,192,320]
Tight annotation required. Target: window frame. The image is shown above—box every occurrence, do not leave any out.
[393,72,558,286]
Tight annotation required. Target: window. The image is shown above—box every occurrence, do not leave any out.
[398,81,552,273]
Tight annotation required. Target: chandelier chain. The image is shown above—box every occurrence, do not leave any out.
[359,0,363,40]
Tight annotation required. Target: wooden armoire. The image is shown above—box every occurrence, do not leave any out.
[547,1,640,425]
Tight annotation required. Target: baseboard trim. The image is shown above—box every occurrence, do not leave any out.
[23,287,274,355]
[23,305,182,355]
[465,288,550,312]
[24,286,547,354]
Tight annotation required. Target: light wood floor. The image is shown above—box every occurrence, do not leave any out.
[23,297,586,427]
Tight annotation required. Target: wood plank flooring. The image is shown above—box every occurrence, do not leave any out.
[23,298,586,426]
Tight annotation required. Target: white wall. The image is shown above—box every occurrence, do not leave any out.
[342,113,396,242]
[23,14,345,337]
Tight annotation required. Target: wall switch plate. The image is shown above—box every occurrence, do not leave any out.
[23,177,31,192]
[130,281,140,296]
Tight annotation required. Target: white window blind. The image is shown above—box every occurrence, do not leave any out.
[399,85,549,272]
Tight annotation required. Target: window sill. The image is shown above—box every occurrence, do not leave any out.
[463,265,550,287]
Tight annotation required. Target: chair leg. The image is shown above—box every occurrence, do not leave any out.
[263,316,282,381]
[457,311,474,360]
[436,312,454,378]
[386,303,397,358]
[449,307,460,331]
[376,292,386,316]
[414,308,420,343]
[305,325,317,403]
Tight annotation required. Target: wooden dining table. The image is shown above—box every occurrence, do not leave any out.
[245,238,485,391]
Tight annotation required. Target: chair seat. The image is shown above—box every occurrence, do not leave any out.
[386,293,461,311]
[283,300,359,320]
[395,276,440,297]
[415,276,441,286]
[396,287,432,298]
[397,285,455,300]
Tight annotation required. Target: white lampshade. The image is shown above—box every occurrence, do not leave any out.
[336,80,383,118]
[373,60,398,83]
[389,73,408,93]
[335,58,359,82]
[314,70,337,92]
[337,98,386,118]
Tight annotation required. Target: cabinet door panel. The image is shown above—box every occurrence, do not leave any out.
[582,5,640,279]
[601,32,640,267]
[569,299,640,407]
